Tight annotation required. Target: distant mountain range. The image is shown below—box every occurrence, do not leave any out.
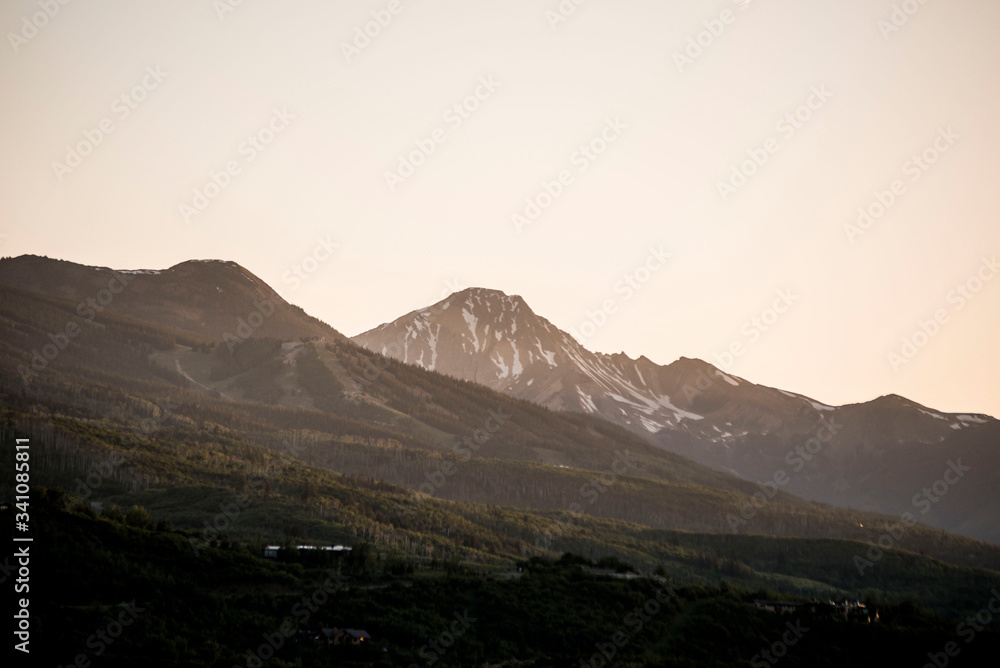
[0,254,824,538]
[354,287,1000,543]
[1,254,996,545]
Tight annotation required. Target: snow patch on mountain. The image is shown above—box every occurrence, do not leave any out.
[606,391,704,423]
[640,416,664,433]
[462,309,480,353]
[577,387,598,414]
[427,323,440,371]
[715,370,739,386]
[779,389,835,412]
[535,338,557,367]
[654,394,704,422]
[511,344,523,377]
[493,352,509,379]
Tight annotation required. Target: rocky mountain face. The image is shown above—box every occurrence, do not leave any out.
[354,287,1000,543]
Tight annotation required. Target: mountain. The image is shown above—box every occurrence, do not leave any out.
[353,287,1000,543]
[3,253,1000,628]
[0,254,990,547]
[0,254,342,343]
[351,287,808,435]
[0,255,865,540]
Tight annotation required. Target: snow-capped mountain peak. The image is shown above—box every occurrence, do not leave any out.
[353,288,996,457]
[355,288,565,384]
[354,288,786,438]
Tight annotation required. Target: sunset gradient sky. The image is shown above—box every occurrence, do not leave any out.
[2,0,998,416]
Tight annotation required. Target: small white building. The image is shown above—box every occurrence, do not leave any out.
[262,544,352,559]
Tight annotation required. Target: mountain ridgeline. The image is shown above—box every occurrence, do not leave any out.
[354,287,1000,544]
[1,254,998,629]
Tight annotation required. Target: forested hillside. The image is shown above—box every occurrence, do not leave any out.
[9,490,1000,668]
[1,257,999,660]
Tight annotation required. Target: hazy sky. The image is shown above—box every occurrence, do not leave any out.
[2,0,998,417]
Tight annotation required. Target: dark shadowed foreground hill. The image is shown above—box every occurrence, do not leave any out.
[13,489,1000,668]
